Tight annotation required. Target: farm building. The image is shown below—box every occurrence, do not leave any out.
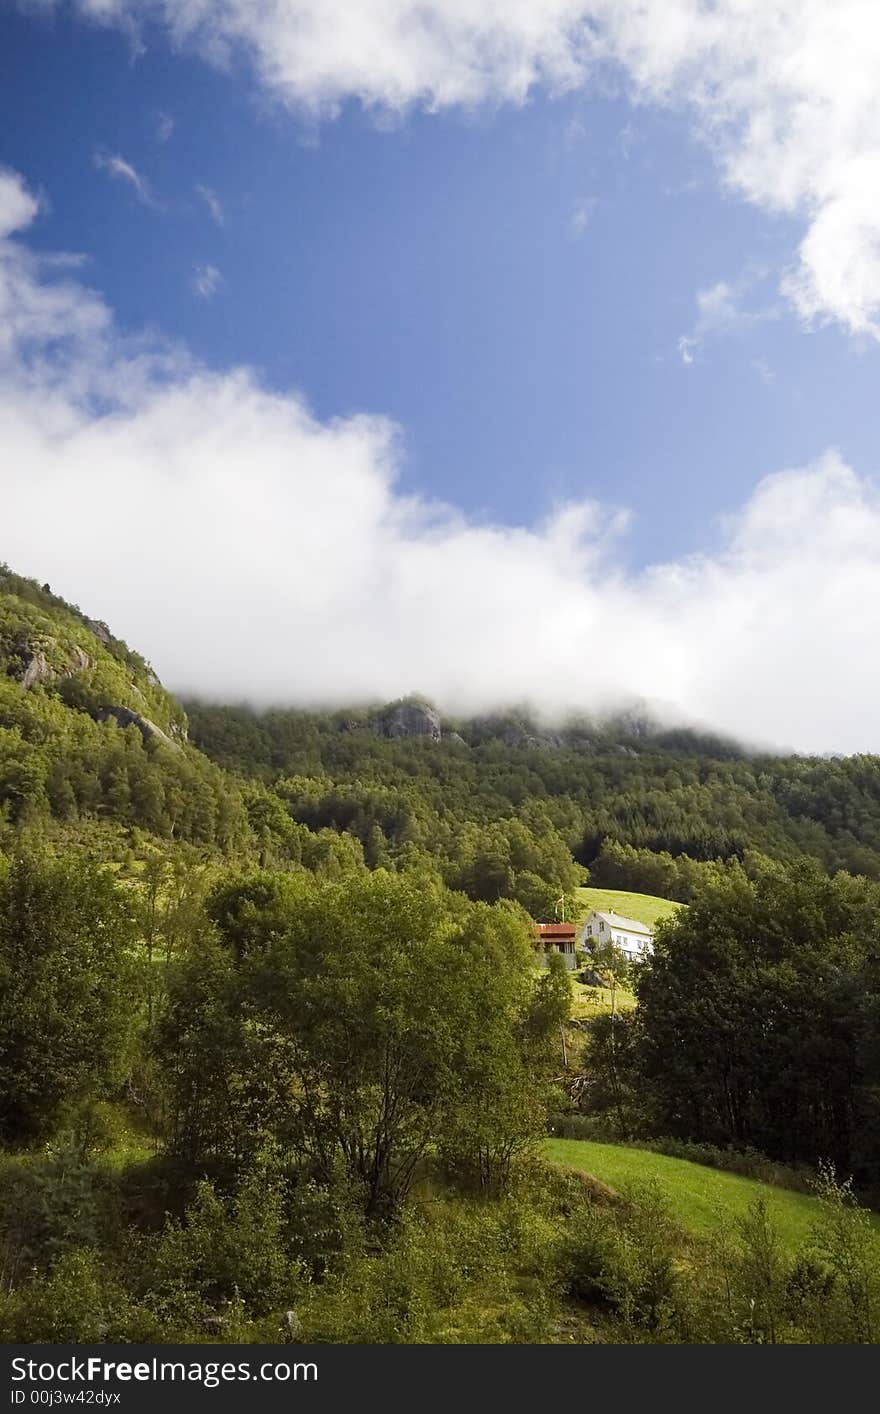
[579,909,654,962]
[534,921,578,970]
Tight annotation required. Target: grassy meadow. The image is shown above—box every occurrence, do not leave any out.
[542,1138,880,1254]
[575,886,682,928]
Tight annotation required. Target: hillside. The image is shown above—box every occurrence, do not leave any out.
[186,696,880,889]
[9,559,880,908]
[575,886,681,928]
[3,562,880,1346]
[542,1139,880,1255]
[0,565,249,851]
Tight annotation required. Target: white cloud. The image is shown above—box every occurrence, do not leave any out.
[191,263,222,299]
[195,183,224,225]
[0,168,41,239]
[678,270,779,364]
[93,149,155,205]
[53,1,880,338]
[2,167,880,755]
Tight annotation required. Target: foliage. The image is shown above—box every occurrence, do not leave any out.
[187,698,880,884]
[0,852,137,1141]
[634,859,880,1178]
[5,562,880,1344]
[160,871,558,1213]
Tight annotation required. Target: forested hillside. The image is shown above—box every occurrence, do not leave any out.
[3,563,880,1345]
[0,565,249,852]
[185,695,880,892]
[8,557,880,903]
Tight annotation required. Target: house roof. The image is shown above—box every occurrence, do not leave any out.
[534,922,577,939]
[587,910,654,937]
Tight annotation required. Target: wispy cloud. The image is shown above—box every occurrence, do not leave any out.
[55,1,880,340]
[191,263,222,299]
[677,335,697,367]
[195,183,224,226]
[618,122,637,160]
[752,357,774,385]
[93,149,155,206]
[570,195,597,237]
[154,110,174,143]
[678,270,779,365]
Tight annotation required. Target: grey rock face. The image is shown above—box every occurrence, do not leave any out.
[96,705,181,751]
[381,701,442,741]
[21,650,54,689]
[16,640,93,688]
[84,618,113,647]
[501,726,563,750]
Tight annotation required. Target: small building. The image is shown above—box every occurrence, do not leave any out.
[579,909,654,963]
[534,921,578,970]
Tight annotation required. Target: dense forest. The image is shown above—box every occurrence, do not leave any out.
[3,562,880,1344]
[185,695,880,886]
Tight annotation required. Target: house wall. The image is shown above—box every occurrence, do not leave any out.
[580,911,653,961]
[538,940,579,971]
[612,930,651,961]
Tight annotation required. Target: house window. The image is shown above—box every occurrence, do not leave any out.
[599,921,604,933]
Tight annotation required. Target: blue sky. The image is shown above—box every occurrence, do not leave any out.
[3,2,880,750]
[4,3,878,567]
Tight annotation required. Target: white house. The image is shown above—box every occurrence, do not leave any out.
[579,909,654,963]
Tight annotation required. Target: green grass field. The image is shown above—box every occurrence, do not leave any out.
[542,1139,880,1254]
[575,886,682,928]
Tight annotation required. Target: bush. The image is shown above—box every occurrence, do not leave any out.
[0,1249,158,1343]
[560,1181,685,1338]
[145,1167,306,1324]
[0,1143,117,1291]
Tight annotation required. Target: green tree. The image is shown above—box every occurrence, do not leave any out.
[0,853,137,1141]
[635,861,877,1173]
[161,870,549,1214]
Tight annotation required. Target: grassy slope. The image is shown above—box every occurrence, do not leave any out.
[575,886,681,928]
[568,886,676,1019]
[542,1139,880,1254]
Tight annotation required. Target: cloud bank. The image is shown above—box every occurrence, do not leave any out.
[1,166,878,756]
[53,0,880,339]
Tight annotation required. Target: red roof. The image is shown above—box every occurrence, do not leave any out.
[534,923,576,939]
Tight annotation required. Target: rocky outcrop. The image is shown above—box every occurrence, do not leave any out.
[12,640,94,689]
[503,728,563,749]
[380,701,442,741]
[96,705,181,751]
[84,618,113,647]
[20,650,54,689]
